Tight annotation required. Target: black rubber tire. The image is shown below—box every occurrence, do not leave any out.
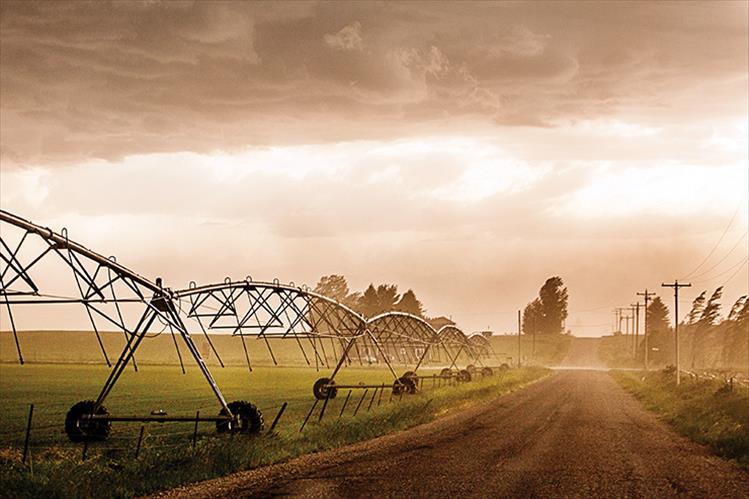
[440,368,452,377]
[392,378,407,396]
[65,400,111,442]
[457,369,472,382]
[313,377,338,400]
[402,370,417,380]
[466,364,476,374]
[499,363,510,372]
[482,367,494,376]
[216,401,264,434]
[397,376,418,394]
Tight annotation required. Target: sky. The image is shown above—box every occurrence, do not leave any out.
[1,1,748,337]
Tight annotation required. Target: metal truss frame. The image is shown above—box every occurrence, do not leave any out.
[0,210,233,422]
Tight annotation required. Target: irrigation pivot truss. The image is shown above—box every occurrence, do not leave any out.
[1,209,510,443]
[0,210,253,440]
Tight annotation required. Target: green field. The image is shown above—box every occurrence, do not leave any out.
[0,363,441,448]
[0,360,548,498]
[0,330,571,368]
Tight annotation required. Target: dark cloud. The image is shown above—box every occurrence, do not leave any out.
[1,1,746,164]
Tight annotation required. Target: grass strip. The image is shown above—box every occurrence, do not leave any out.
[611,369,749,466]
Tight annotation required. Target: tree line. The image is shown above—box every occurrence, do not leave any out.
[312,275,455,330]
[642,288,748,370]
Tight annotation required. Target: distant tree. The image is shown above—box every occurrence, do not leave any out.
[395,289,425,317]
[647,296,670,333]
[522,298,542,335]
[533,276,568,335]
[376,284,400,314]
[686,291,706,325]
[428,315,455,330]
[727,295,747,321]
[721,295,747,367]
[698,287,723,328]
[691,287,722,368]
[313,275,360,309]
[358,284,380,318]
[644,296,672,364]
[355,283,401,318]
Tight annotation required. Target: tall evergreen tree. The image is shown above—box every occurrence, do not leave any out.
[375,284,400,314]
[395,289,425,317]
[358,284,380,318]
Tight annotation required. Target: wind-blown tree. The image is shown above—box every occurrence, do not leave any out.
[686,291,706,325]
[691,287,722,368]
[721,295,747,367]
[523,277,568,335]
[395,289,425,317]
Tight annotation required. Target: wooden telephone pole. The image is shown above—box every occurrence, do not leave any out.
[662,280,691,385]
[630,302,640,358]
[637,290,655,371]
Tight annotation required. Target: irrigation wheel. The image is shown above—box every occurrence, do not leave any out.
[466,364,476,374]
[402,371,418,380]
[440,368,452,377]
[457,369,472,382]
[397,375,418,394]
[481,367,494,376]
[65,400,111,442]
[216,401,264,434]
[499,363,510,372]
[313,377,338,400]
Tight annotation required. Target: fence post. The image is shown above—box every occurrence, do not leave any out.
[135,426,145,458]
[192,411,199,450]
[269,402,288,432]
[81,440,88,461]
[353,389,368,416]
[378,384,384,406]
[22,404,33,464]
[367,386,378,411]
[338,390,352,418]
[300,399,319,432]
[318,391,331,422]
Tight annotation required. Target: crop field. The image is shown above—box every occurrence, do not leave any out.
[0,363,463,448]
[0,357,548,497]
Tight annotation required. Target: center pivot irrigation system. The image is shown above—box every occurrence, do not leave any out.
[0,210,509,442]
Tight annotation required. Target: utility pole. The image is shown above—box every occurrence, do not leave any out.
[662,280,691,385]
[637,290,655,371]
[630,303,640,358]
[517,310,522,368]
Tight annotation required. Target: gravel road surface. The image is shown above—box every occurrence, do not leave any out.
[156,368,749,498]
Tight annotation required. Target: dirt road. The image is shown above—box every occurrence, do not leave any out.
[160,369,749,498]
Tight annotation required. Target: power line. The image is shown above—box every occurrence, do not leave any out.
[688,230,748,280]
[719,260,748,288]
[690,257,749,284]
[681,199,745,280]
